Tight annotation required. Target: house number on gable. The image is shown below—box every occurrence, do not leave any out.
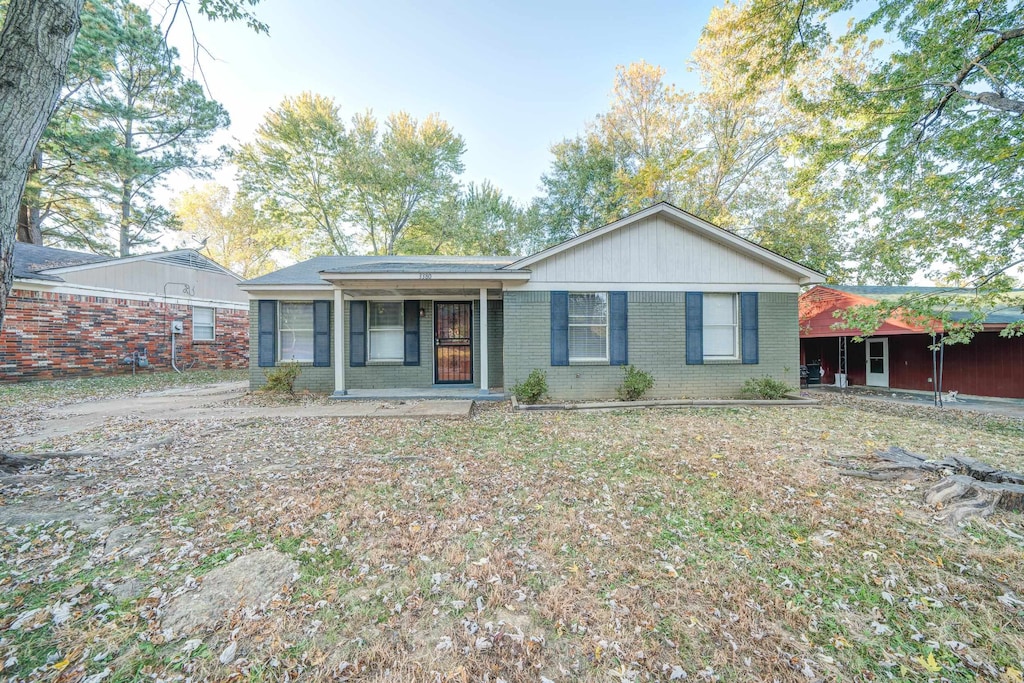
[419,273,432,279]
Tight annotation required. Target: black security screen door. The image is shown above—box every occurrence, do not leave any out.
[434,302,473,384]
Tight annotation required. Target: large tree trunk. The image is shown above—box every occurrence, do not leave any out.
[0,0,84,332]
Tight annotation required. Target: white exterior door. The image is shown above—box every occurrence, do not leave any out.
[865,337,889,387]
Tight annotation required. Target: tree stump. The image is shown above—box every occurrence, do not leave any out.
[840,447,1024,526]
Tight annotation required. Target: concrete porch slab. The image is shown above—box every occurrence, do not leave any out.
[331,387,506,401]
[282,400,476,418]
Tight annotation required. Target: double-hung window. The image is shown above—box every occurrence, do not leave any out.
[279,302,314,362]
[192,306,215,341]
[568,292,608,362]
[703,293,738,359]
[368,301,403,362]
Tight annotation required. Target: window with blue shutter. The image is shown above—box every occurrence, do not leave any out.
[740,292,759,364]
[349,301,367,367]
[550,291,569,366]
[313,301,330,367]
[257,300,276,367]
[404,300,420,366]
[609,291,628,365]
[685,292,703,365]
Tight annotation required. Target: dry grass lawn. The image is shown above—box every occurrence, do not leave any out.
[2,375,1023,682]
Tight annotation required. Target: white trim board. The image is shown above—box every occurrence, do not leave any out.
[12,280,249,310]
[240,284,334,294]
[318,271,529,282]
[509,281,802,293]
[249,292,499,303]
[505,203,824,285]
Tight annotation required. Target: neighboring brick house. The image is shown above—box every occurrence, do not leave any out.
[1,244,250,382]
[241,203,824,399]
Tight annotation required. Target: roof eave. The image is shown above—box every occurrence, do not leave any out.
[13,275,64,285]
[317,270,531,282]
[238,283,335,292]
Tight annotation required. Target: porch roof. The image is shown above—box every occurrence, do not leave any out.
[241,255,522,289]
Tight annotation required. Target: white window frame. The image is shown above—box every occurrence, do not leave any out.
[703,293,739,360]
[192,306,215,341]
[568,292,609,362]
[368,301,404,362]
[278,301,315,363]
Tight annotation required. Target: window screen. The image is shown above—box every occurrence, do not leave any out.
[569,292,608,361]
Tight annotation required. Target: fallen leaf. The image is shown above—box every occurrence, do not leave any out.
[916,652,941,674]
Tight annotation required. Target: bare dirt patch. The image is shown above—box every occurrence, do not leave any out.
[160,549,298,638]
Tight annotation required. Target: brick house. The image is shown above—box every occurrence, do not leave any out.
[241,203,824,399]
[1,244,250,382]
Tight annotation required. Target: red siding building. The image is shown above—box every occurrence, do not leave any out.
[799,285,1024,399]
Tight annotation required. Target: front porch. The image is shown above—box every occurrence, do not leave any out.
[323,267,525,399]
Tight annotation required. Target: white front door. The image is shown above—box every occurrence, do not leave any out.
[865,337,889,387]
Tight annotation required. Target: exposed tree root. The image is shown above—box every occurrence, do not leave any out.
[1,437,173,474]
[839,447,1024,526]
[0,451,96,474]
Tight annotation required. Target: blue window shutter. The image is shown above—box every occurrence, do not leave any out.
[609,291,628,366]
[349,301,366,367]
[312,300,330,367]
[404,300,420,366]
[257,300,276,367]
[741,292,759,365]
[685,292,703,365]
[550,291,569,366]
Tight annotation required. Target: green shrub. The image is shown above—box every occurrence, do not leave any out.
[616,365,655,401]
[511,369,548,404]
[262,361,301,393]
[740,376,794,400]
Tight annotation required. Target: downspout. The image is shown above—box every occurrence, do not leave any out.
[171,328,181,373]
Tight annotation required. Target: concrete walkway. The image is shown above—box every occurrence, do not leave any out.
[807,385,1024,419]
[13,382,474,445]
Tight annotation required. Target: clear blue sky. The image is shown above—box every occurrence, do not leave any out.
[166,0,720,205]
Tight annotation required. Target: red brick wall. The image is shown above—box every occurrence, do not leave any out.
[0,288,249,382]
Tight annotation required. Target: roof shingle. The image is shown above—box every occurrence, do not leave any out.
[13,243,109,282]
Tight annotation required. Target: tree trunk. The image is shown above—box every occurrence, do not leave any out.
[16,149,43,244]
[0,0,84,332]
[120,178,132,256]
[119,124,133,257]
[16,201,31,243]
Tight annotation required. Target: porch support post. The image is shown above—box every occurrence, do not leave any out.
[479,287,489,394]
[333,287,346,396]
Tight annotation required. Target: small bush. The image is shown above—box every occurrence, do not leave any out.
[616,365,655,401]
[262,361,301,393]
[511,369,548,404]
[740,376,793,400]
